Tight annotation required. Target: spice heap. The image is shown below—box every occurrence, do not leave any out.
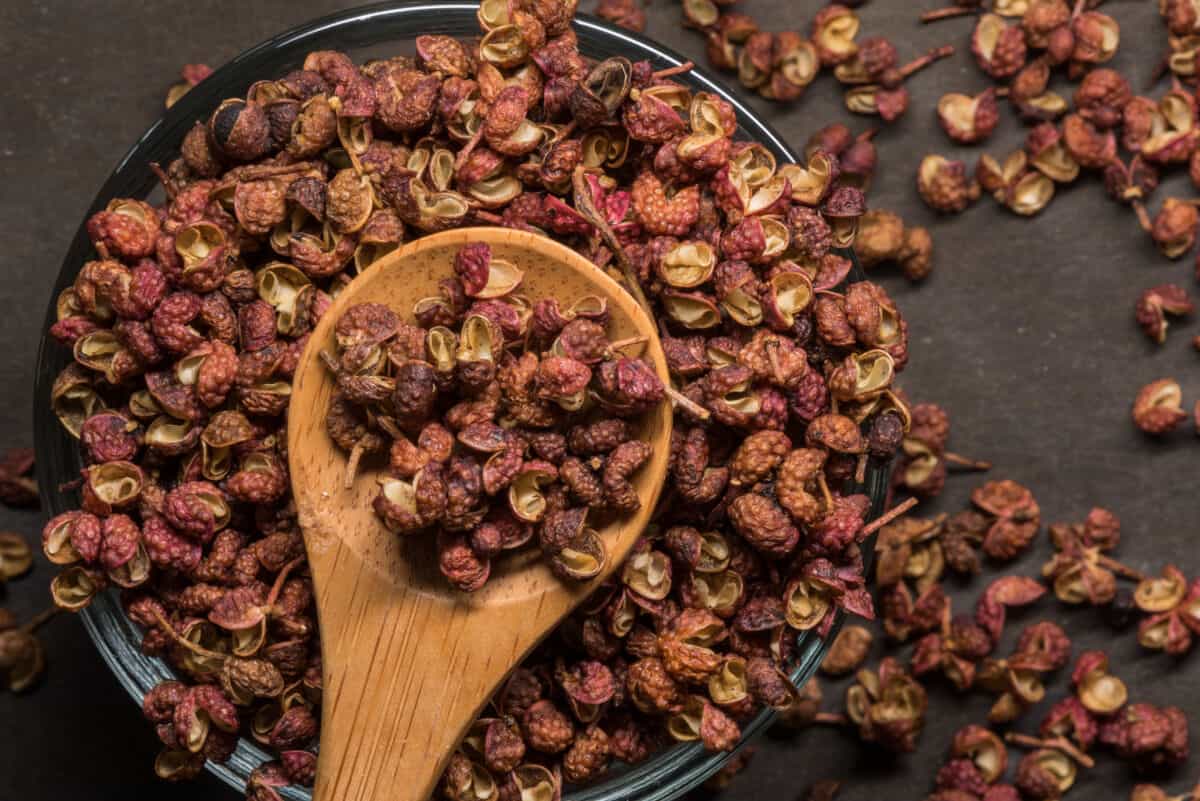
[322,249,665,591]
[41,0,923,795]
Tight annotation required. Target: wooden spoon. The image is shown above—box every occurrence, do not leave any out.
[288,227,672,801]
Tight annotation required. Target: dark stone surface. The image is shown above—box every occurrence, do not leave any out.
[0,1,1195,800]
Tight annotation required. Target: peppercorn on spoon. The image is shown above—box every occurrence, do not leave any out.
[288,227,672,801]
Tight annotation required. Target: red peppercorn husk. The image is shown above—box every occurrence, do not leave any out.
[917,155,982,214]
[1135,285,1193,345]
[937,88,1000,145]
[165,63,213,109]
[1134,198,1200,260]
[1132,378,1188,436]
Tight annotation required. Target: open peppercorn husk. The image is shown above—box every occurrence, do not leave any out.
[843,45,957,124]
[0,608,59,694]
[1134,566,1200,655]
[1132,378,1190,437]
[38,3,916,795]
[853,209,935,282]
[892,402,991,500]
[1043,506,1144,609]
[844,656,929,752]
[0,448,38,508]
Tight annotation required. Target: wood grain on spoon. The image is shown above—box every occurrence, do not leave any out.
[287,227,673,801]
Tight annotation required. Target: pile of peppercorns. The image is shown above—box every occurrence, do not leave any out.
[27,2,1200,801]
[322,251,665,591]
[38,0,928,797]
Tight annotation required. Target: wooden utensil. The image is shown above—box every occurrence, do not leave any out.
[287,227,673,801]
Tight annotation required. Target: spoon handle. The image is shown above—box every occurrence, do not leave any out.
[309,534,525,801]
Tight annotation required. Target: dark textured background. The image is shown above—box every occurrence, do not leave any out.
[0,1,1196,799]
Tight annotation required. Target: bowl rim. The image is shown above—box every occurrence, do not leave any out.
[32,4,886,800]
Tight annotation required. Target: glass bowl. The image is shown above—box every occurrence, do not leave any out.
[32,3,890,799]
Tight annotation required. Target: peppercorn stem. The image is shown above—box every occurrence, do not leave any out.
[57,477,83,493]
[859,496,920,539]
[453,125,486,174]
[376,415,405,440]
[1132,202,1155,235]
[607,335,649,354]
[651,62,695,80]
[919,6,978,23]
[1097,554,1145,581]
[572,167,653,315]
[472,209,506,225]
[149,163,178,200]
[943,452,992,471]
[766,343,787,387]
[1003,733,1096,768]
[344,440,366,489]
[319,349,340,374]
[854,453,868,485]
[816,472,835,513]
[150,608,228,662]
[664,385,711,421]
[20,607,60,634]
[556,121,578,142]
[265,556,305,607]
[897,45,956,80]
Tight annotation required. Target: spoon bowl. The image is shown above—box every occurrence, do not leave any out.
[287,227,673,801]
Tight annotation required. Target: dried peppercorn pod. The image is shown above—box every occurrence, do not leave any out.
[972,14,1027,78]
[938,89,1000,145]
[917,155,981,214]
[1135,284,1193,344]
[1021,0,1070,46]
[853,210,905,269]
[1132,378,1188,435]
[1025,124,1079,185]
[1062,114,1116,170]
[833,36,897,85]
[844,657,928,753]
[1013,746,1082,800]
[1100,703,1190,771]
[1134,198,1199,259]
[1141,90,1198,166]
[812,4,861,67]
[952,724,1008,783]
[1070,10,1120,67]
[1073,69,1131,130]
[934,759,988,797]
[970,479,1040,561]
